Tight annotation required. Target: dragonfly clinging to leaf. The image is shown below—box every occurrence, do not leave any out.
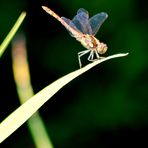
[42,6,108,68]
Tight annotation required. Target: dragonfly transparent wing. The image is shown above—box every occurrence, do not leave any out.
[61,16,80,37]
[89,12,108,35]
[77,8,88,15]
[72,8,92,34]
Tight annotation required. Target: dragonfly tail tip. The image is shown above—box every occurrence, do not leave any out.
[42,6,47,11]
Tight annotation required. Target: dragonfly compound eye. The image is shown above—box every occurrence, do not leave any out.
[97,43,108,54]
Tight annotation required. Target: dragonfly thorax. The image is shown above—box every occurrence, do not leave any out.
[79,34,107,55]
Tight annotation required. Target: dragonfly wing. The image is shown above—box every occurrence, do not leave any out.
[77,8,88,15]
[61,17,80,37]
[72,8,92,34]
[89,12,108,35]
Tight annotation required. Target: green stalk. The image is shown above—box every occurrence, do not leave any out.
[0,12,26,58]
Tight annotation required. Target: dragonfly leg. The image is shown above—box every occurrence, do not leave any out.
[87,51,94,61]
[78,50,90,55]
[94,50,105,60]
[95,50,100,59]
[88,50,102,62]
[78,50,90,68]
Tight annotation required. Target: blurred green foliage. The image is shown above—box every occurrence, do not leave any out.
[0,0,148,147]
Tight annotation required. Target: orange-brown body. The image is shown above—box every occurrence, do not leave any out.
[42,6,108,68]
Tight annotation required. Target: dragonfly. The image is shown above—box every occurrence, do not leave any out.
[42,6,108,68]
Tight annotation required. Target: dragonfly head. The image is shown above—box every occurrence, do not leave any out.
[96,41,108,54]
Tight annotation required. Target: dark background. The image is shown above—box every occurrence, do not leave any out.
[0,0,148,147]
